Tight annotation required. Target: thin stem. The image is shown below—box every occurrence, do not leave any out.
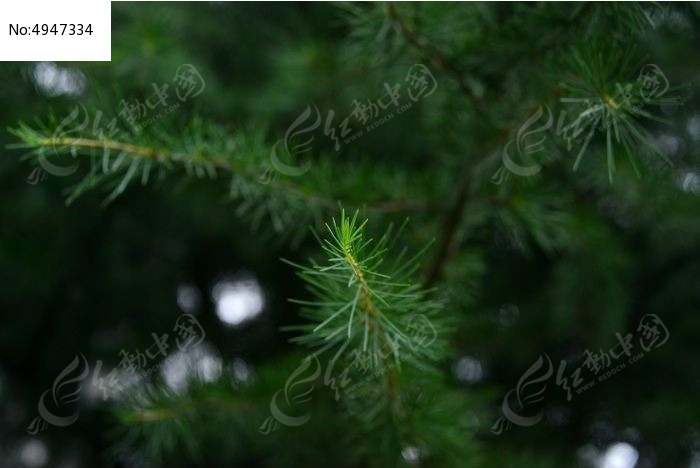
[387,3,487,117]
[342,245,404,444]
[32,136,433,215]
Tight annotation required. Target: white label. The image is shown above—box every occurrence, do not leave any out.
[0,0,110,61]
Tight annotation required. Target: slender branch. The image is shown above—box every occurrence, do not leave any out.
[387,3,487,117]
[342,246,404,444]
[423,168,472,287]
[385,3,493,286]
[32,136,433,215]
[39,136,338,208]
[385,2,580,286]
[120,396,249,423]
[424,92,562,287]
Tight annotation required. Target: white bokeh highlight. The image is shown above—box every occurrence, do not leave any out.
[19,439,48,467]
[32,62,86,98]
[598,442,639,468]
[453,356,485,384]
[176,283,202,314]
[212,275,264,326]
[161,343,222,392]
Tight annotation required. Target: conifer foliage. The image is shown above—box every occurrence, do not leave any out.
[5,2,700,467]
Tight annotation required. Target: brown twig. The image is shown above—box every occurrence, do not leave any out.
[387,3,487,117]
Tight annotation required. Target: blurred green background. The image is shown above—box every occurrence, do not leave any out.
[0,2,699,467]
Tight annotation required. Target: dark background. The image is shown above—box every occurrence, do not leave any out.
[0,3,699,467]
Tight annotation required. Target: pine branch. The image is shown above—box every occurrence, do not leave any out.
[422,42,680,282]
[111,376,259,463]
[286,211,450,457]
[9,125,335,207]
[9,118,435,237]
